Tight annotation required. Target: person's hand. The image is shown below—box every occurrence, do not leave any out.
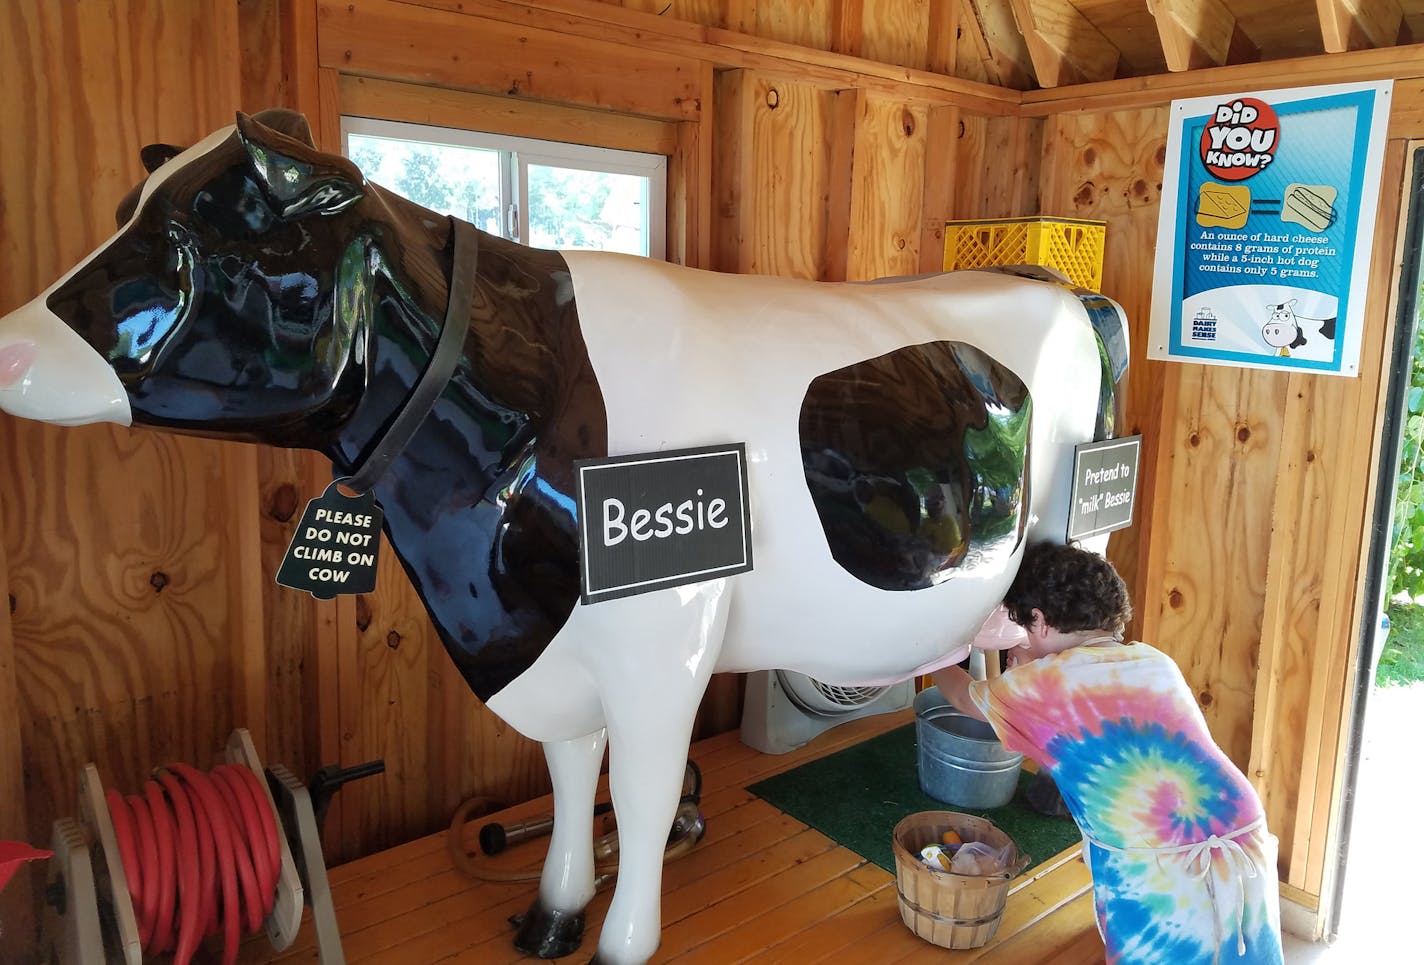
[968,605,1027,652]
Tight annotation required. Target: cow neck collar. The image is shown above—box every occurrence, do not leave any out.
[343,216,479,495]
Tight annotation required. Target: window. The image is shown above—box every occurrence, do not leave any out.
[341,116,667,259]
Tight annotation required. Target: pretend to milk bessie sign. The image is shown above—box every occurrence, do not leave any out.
[1148,81,1391,376]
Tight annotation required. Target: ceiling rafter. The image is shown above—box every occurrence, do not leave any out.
[1316,0,1408,52]
[1146,0,1240,70]
[960,0,1037,89]
[1006,0,1120,87]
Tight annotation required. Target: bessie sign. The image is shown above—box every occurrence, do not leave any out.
[576,444,753,604]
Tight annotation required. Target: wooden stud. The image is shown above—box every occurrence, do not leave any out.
[224,445,270,755]
[280,0,323,117]
[925,0,957,75]
[918,105,960,274]
[1389,78,1424,139]
[831,0,865,58]
[845,94,928,280]
[711,68,755,275]
[824,88,864,282]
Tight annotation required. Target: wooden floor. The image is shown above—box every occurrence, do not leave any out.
[241,709,1104,963]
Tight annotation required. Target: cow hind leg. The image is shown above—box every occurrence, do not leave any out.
[515,729,608,957]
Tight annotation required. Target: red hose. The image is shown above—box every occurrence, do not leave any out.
[155,770,202,965]
[104,761,283,965]
[144,780,176,952]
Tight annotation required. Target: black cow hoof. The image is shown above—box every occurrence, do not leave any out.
[512,899,586,958]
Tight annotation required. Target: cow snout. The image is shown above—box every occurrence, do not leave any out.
[0,296,131,427]
[0,341,35,388]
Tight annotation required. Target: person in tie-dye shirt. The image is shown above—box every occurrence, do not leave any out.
[933,542,1282,965]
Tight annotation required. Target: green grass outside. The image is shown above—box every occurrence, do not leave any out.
[1380,602,1424,687]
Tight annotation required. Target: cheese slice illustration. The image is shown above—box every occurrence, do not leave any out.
[1196,183,1250,229]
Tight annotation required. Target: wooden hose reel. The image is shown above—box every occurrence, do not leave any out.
[41,728,373,965]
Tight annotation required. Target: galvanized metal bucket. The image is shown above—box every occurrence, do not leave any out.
[914,686,1023,809]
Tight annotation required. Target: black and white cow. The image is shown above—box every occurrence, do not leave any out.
[0,110,1128,963]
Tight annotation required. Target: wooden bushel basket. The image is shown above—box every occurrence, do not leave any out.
[891,810,1031,950]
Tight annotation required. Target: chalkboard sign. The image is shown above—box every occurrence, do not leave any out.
[576,444,753,604]
[1067,436,1142,542]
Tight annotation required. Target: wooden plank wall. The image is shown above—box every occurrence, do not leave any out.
[5,3,1424,956]
[1030,67,1424,904]
[0,1,245,956]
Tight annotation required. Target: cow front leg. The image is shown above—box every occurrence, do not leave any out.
[589,589,729,964]
[515,729,608,958]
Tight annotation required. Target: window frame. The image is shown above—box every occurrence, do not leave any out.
[341,115,668,259]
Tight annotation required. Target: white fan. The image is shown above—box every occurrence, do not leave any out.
[739,669,914,754]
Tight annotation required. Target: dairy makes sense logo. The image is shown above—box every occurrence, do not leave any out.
[1199,98,1279,181]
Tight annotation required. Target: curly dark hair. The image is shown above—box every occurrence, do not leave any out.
[1002,541,1132,635]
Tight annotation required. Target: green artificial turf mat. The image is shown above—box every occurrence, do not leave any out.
[747,723,1081,874]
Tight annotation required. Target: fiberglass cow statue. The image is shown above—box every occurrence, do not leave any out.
[0,110,1128,963]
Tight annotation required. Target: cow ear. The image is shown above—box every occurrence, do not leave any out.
[140,143,185,173]
[250,108,315,147]
[236,111,364,218]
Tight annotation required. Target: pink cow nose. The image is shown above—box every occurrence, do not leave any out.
[0,342,37,388]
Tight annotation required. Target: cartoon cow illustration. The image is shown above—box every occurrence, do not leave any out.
[1261,298,1338,357]
[0,110,1128,963]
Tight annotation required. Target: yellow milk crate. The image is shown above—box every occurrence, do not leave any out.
[942,217,1106,291]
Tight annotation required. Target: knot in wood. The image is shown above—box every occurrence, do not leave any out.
[150,571,169,593]
[270,483,298,523]
[355,595,373,632]
[765,88,780,110]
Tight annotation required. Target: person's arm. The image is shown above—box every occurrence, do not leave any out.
[930,664,989,722]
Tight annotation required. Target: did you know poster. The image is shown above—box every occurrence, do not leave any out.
[1149,81,1392,376]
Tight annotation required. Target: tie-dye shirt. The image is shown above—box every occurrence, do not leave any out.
[968,641,1283,965]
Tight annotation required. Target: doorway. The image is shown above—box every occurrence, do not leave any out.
[1321,143,1424,957]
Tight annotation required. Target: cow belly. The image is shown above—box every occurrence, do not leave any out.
[713,531,1017,684]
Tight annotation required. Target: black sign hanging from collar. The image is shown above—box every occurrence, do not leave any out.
[276,480,384,599]
[576,444,753,604]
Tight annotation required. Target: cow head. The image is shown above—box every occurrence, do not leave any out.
[0,110,392,445]
[1262,298,1305,350]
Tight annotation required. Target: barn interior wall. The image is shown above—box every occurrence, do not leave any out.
[4,2,1424,954]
